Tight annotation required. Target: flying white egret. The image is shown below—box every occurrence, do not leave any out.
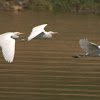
[0,32,24,63]
[21,24,58,41]
[72,38,100,58]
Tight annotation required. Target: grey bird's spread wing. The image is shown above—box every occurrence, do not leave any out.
[79,38,100,54]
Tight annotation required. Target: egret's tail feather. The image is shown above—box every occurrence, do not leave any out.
[21,38,28,42]
[72,55,85,58]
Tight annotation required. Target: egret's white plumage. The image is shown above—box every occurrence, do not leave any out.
[0,32,23,63]
[72,38,100,58]
[28,24,47,41]
[21,24,58,41]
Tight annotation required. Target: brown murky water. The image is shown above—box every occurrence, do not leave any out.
[0,11,100,100]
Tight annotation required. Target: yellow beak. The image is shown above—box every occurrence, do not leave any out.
[19,32,24,35]
[53,32,58,34]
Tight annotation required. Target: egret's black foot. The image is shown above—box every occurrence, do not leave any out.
[72,55,85,58]
[72,55,80,58]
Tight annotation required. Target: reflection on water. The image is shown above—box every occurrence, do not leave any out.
[0,11,100,100]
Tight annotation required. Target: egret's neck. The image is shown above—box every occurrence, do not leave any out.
[44,31,47,34]
[45,31,51,35]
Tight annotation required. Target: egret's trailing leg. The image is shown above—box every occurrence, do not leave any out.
[21,38,28,41]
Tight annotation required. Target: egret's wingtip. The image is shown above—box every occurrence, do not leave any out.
[44,24,48,26]
[6,60,13,63]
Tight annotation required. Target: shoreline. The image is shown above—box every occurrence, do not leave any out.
[0,0,100,13]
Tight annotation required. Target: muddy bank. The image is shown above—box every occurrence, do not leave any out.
[0,0,100,13]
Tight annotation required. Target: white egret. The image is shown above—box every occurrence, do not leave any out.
[0,32,24,63]
[21,24,58,41]
[72,38,100,58]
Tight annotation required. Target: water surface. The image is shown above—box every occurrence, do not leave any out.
[0,11,100,100]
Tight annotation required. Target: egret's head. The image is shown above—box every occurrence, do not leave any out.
[48,31,58,35]
[11,32,24,39]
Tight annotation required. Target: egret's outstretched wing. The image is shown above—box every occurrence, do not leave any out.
[79,38,100,54]
[0,37,15,63]
[28,24,47,41]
